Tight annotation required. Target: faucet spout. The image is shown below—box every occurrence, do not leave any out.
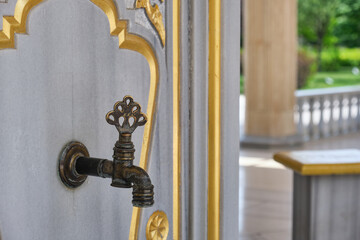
[74,155,154,207]
[121,166,154,207]
[110,133,154,207]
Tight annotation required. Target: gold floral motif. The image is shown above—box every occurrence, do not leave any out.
[146,211,169,240]
[135,0,166,46]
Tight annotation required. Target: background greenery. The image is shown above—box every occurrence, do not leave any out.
[299,47,360,89]
[240,0,360,94]
[297,0,360,90]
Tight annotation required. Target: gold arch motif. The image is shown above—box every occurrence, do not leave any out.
[0,0,43,49]
[0,1,159,239]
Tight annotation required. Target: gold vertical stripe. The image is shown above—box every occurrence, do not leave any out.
[173,0,181,238]
[208,0,221,239]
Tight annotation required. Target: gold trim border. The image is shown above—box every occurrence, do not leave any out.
[173,0,181,239]
[208,0,221,239]
[0,0,43,49]
[274,152,360,175]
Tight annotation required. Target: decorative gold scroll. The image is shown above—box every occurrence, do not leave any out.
[90,1,159,239]
[0,0,43,49]
[135,0,166,46]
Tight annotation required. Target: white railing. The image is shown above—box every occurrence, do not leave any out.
[295,86,360,141]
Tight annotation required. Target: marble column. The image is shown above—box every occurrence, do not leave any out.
[242,0,300,146]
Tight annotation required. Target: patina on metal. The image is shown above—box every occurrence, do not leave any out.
[58,96,154,208]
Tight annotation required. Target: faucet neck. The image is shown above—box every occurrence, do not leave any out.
[113,133,135,166]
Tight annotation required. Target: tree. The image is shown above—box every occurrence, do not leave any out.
[298,0,340,70]
[334,0,360,48]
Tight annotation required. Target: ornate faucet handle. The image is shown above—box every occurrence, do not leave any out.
[106,96,147,134]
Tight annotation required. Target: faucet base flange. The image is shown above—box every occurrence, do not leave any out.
[58,141,89,188]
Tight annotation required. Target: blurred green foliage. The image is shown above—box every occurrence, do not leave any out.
[239,48,360,94]
[298,0,339,45]
[298,0,360,70]
[240,0,360,93]
[301,47,360,71]
[303,67,360,89]
[298,50,317,88]
[298,0,339,70]
[240,66,360,94]
[334,0,360,48]
[297,48,360,89]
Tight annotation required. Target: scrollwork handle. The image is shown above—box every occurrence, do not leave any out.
[105,95,147,134]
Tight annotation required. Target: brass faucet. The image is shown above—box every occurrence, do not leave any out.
[59,96,154,207]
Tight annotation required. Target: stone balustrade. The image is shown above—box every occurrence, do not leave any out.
[295,86,360,141]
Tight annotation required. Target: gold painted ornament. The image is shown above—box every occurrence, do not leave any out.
[146,211,169,240]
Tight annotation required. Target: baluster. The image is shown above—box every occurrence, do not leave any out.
[346,95,351,133]
[294,102,299,126]
[348,95,353,132]
[358,95,360,129]
[319,96,325,138]
[342,95,347,134]
[350,95,356,132]
[295,89,360,139]
[351,94,358,132]
[314,97,320,139]
[297,98,305,140]
[354,96,358,131]
[309,97,315,139]
[329,94,335,136]
[339,95,344,134]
